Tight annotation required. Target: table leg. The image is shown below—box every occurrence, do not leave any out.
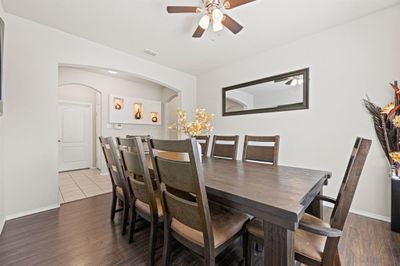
[306,190,323,219]
[263,220,295,266]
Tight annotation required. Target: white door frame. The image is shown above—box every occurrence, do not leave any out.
[95,94,102,170]
[58,100,94,171]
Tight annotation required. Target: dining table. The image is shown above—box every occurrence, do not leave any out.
[147,154,331,266]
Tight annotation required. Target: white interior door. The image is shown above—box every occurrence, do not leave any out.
[58,102,92,172]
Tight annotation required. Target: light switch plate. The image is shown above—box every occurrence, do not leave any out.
[0,100,3,116]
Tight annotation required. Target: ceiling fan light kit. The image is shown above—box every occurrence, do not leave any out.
[199,14,210,29]
[167,0,256,38]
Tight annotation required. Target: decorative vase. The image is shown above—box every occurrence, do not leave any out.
[134,109,142,119]
[391,167,400,233]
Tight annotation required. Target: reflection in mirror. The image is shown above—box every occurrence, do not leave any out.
[223,68,309,116]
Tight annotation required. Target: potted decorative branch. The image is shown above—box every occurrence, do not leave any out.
[169,108,214,160]
[364,81,400,232]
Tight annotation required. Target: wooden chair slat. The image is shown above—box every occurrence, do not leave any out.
[245,146,275,162]
[213,135,239,141]
[164,190,202,231]
[213,144,237,158]
[211,135,239,160]
[126,135,150,142]
[151,139,192,153]
[246,136,277,142]
[156,157,197,193]
[120,149,145,176]
[130,178,149,204]
[242,135,279,165]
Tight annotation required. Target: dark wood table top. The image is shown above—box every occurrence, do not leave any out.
[202,157,330,228]
[147,154,331,230]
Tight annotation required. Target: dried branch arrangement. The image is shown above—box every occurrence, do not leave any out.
[169,108,215,137]
[364,81,400,166]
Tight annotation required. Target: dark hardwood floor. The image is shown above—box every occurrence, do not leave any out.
[0,194,399,265]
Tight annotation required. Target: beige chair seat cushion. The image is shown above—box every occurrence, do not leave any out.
[171,202,249,248]
[135,197,163,217]
[246,213,328,262]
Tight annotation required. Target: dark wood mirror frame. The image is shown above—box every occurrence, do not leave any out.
[222,68,309,116]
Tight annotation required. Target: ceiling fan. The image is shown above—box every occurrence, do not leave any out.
[274,75,304,86]
[167,0,256,38]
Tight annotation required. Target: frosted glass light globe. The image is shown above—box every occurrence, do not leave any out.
[199,14,210,29]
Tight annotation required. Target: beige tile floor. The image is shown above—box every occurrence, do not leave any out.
[58,169,112,204]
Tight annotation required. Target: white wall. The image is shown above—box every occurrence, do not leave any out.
[1,12,196,220]
[197,6,400,220]
[59,67,167,139]
[0,1,5,234]
[0,117,4,233]
[162,88,181,140]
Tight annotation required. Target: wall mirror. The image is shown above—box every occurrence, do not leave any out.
[222,68,309,116]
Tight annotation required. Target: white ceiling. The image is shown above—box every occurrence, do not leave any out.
[3,0,400,75]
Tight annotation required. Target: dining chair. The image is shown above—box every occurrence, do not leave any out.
[244,137,371,266]
[242,135,280,165]
[117,137,162,266]
[148,138,249,266]
[195,135,210,156]
[99,136,130,235]
[127,135,151,152]
[210,135,239,160]
[126,134,151,141]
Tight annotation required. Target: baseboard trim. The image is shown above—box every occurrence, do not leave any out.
[100,172,109,176]
[0,217,5,235]
[5,204,60,221]
[323,202,390,223]
[349,208,391,223]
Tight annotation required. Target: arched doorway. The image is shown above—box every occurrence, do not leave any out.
[57,65,181,204]
[57,83,106,204]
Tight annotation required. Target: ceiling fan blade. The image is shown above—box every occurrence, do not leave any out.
[167,6,201,13]
[222,15,243,34]
[223,0,255,9]
[192,26,205,38]
[285,79,293,85]
[274,77,291,83]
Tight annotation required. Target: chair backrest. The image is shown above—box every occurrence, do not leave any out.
[126,135,150,152]
[117,137,159,216]
[99,136,127,193]
[321,137,371,264]
[329,137,371,230]
[126,135,150,142]
[148,138,214,249]
[242,135,280,165]
[195,135,210,156]
[210,135,239,160]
